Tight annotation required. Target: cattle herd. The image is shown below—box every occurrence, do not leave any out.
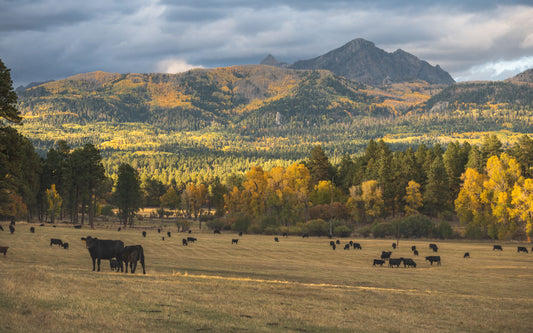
[1,222,532,274]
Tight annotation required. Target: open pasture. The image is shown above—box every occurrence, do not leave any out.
[1,223,532,332]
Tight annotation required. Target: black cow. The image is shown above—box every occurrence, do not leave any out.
[373,259,385,266]
[118,245,146,274]
[493,245,503,251]
[517,246,528,253]
[9,225,15,234]
[302,233,309,238]
[464,252,470,258]
[329,241,335,247]
[392,243,397,249]
[381,251,392,260]
[344,244,350,250]
[157,228,161,233]
[331,244,336,250]
[283,232,288,237]
[232,239,239,245]
[142,231,146,238]
[413,250,419,256]
[425,256,441,265]
[39,223,44,226]
[62,242,69,249]
[187,237,197,243]
[411,245,417,251]
[167,231,171,238]
[336,240,340,245]
[429,243,438,252]
[118,227,121,231]
[274,237,279,242]
[389,258,402,267]
[182,238,188,246]
[188,230,192,234]
[74,225,82,229]
[30,226,35,233]
[214,229,221,234]
[109,259,120,271]
[239,232,243,236]
[50,238,63,247]
[81,236,124,272]
[353,243,362,250]
[0,225,3,231]
[402,258,417,268]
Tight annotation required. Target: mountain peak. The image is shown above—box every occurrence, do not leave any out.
[260,54,289,68]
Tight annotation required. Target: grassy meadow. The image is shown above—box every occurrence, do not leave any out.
[0,221,532,332]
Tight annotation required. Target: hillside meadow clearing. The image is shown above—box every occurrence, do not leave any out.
[0,221,532,332]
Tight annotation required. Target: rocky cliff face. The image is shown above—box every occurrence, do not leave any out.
[263,38,455,86]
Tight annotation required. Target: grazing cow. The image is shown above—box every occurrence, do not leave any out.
[117,227,121,231]
[81,236,124,272]
[392,243,397,249]
[239,232,243,236]
[182,238,188,246]
[411,245,417,251]
[74,225,82,229]
[162,237,164,241]
[336,240,341,245]
[302,233,309,238]
[118,245,146,274]
[493,245,503,251]
[187,237,197,243]
[188,230,192,234]
[50,238,63,247]
[157,228,161,233]
[167,231,171,238]
[349,241,354,246]
[402,258,417,268]
[283,232,288,237]
[30,226,35,233]
[10,219,15,226]
[274,237,279,242]
[109,259,120,271]
[329,241,335,247]
[413,250,419,256]
[0,246,8,256]
[429,243,438,252]
[9,225,15,234]
[142,231,146,238]
[214,229,221,234]
[373,259,385,266]
[344,244,350,250]
[389,258,402,268]
[0,225,4,231]
[425,256,441,265]
[39,223,44,226]
[232,239,239,245]
[353,243,362,250]
[464,252,470,258]
[381,251,392,260]
[332,244,336,250]
[517,246,528,253]
[62,242,69,249]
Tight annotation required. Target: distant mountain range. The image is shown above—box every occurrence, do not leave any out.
[261,38,455,86]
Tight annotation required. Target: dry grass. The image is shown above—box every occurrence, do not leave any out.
[1,222,532,332]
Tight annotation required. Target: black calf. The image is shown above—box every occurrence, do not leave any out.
[353,243,362,250]
[493,245,503,251]
[389,258,402,267]
[232,239,239,244]
[50,238,63,247]
[62,242,69,249]
[413,250,419,256]
[274,237,279,242]
[344,244,350,250]
[373,259,385,266]
[464,252,470,258]
[30,226,35,233]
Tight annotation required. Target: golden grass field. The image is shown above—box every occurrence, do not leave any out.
[0,221,532,332]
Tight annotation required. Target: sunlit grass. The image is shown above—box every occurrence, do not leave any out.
[1,221,532,332]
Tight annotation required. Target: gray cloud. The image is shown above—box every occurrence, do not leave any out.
[1,0,532,87]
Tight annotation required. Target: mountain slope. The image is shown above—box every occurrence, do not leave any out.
[268,38,455,86]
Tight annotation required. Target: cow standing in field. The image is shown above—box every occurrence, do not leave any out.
[167,231,171,238]
[429,244,438,252]
[50,238,63,247]
[344,244,350,250]
[62,243,69,249]
[413,250,419,256]
[402,258,417,268]
[142,231,146,238]
[517,246,528,253]
[353,243,362,250]
[274,237,279,242]
[464,252,470,258]
[182,238,188,246]
[411,246,417,252]
[232,239,239,245]
[187,237,197,243]
[389,258,402,268]
[493,245,503,251]
[0,225,3,231]
[373,259,385,266]
[9,225,15,234]
[30,227,35,233]
[81,236,124,272]
[381,251,392,260]
[425,256,441,266]
[118,245,146,274]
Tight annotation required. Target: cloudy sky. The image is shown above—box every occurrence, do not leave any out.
[1,0,532,87]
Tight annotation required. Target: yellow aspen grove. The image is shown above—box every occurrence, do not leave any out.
[511,178,533,242]
[455,168,486,225]
[46,184,62,223]
[404,180,423,215]
[360,180,384,220]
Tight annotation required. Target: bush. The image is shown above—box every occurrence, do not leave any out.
[356,225,372,238]
[464,224,488,240]
[372,222,395,238]
[100,205,114,217]
[303,219,329,236]
[333,225,352,237]
[206,218,231,231]
[400,214,434,238]
[435,220,453,239]
[232,215,252,233]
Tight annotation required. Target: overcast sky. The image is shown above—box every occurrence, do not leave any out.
[1,0,532,87]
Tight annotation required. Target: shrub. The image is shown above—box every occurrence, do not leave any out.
[435,220,453,239]
[303,219,329,236]
[232,215,252,233]
[333,225,352,237]
[399,214,434,238]
[356,225,372,238]
[372,222,395,238]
